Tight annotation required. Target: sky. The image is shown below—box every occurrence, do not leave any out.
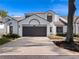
[0,0,79,16]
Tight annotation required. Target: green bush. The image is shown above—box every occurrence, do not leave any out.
[2,34,20,39]
[10,34,20,39]
[0,37,10,45]
[2,34,11,39]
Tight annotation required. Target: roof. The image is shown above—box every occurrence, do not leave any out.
[62,16,79,23]
[18,14,49,23]
[12,16,25,21]
[54,19,67,27]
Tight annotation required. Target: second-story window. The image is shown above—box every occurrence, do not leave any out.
[47,13,52,22]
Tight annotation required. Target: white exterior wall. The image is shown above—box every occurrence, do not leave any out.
[63,26,67,34]
[53,14,59,34]
[52,14,57,35]
[19,15,50,36]
[4,23,9,34]
[36,12,57,35]
[75,18,79,35]
[36,14,47,19]
[76,24,79,35]
[5,19,18,34]
[47,25,50,36]
[0,24,5,35]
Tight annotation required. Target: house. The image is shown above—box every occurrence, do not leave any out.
[2,10,68,36]
[62,16,79,35]
[2,10,79,36]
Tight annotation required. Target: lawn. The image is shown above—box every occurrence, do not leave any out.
[0,34,20,45]
[48,35,79,41]
[48,35,79,52]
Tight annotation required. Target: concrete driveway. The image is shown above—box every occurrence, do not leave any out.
[0,37,79,59]
[0,37,79,55]
[0,37,58,55]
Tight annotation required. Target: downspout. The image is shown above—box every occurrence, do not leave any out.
[17,21,19,35]
[74,22,76,34]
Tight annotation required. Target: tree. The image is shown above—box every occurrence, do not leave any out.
[66,0,76,43]
[0,10,8,18]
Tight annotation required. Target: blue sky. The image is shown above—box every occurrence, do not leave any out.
[0,0,79,16]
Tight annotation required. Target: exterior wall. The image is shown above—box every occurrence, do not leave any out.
[76,24,79,35]
[52,14,59,35]
[47,25,50,36]
[4,23,10,34]
[35,12,59,35]
[36,13,47,19]
[0,24,5,35]
[19,15,50,36]
[63,26,67,34]
[5,19,18,34]
[75,18,79,35]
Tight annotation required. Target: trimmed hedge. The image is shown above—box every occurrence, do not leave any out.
[2,34,20,39]
[56,34,66,37]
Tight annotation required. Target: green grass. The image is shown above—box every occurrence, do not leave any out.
[0,34,20,45]
[0,37,10,45]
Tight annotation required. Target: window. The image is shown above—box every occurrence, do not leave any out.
[50,27,52,32]
[56,27,63,34]
[47,13,52,22]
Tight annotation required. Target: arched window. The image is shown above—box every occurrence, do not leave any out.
[47,13,52,22]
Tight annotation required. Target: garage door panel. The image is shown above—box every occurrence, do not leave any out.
[23,27,46,36]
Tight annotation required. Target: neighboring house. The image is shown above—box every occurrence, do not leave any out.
[2,10,79,36]
[62,16,79,35]
[0,17,4,36]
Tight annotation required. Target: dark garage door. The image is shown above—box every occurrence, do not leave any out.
[22,27,47,36]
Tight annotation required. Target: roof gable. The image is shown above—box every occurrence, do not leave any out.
[19,14,49,25]
[18,14,49,23]
[4,16,17,23]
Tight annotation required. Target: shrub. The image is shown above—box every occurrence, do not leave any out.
[9,34,20,39]
[2,34,20,39]
[56,34,66,37]
[2,34,11,39]
[0,37,10,45]
[74,34,79,37]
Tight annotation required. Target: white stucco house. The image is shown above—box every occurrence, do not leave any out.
[0,10,79,36]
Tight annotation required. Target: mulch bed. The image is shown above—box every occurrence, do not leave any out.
[53,41,79,52]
